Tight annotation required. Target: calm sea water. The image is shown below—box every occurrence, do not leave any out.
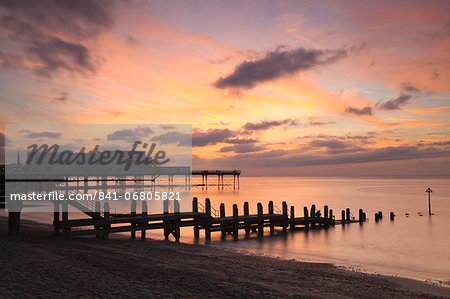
[6,177,450,283]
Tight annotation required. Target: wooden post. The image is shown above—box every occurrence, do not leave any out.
[193,197,199,239]
[94,201,101,238]
[341,210,345,225]
[233,204,238,240]
[131,200,136,239]
[426,188,433,216]
[329,209,334,225]
[375,213,379,222]
[60,201,68,237]
[104,202,110,240]
[362,212,366,221]
[304,206,309,230]
[257,203,263,238]
[141,201,147,240]
[290,206,295,231]
[244,202,250,237]
[282,201,288,233]
[205,198,211,241]
[359,209,363,223]
[311,204,316,218]
[8,212,21,236]
[53,202,60,235]
[220,203,226,239]
[324,205,328,220]
[346,208,351,223]
[268,201,274,235]
[378,211,383,220]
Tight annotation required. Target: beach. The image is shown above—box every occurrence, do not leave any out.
[1,216,449,298]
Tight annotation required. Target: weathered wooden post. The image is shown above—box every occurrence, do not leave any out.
[233,204,239,240]
[257,202,263,238]
[290,206,295,231]
[53,202,60,235]
[375,213,380,222]
[205,198,211,241]
[426,188,433,216]
[341,210,345,225]
[141,201,147,240]
[390,211,395,221]
[346,208,351,223]
[268,201,274,235]
[378,211,383,220]
[104,202,110,240]
[362,212,366,221]
[303,206,309,230]
[131,200,137,239]
[310,204,316,227]
[359,209,363,223]
[94,201,100,238]
[282,201,288,233]
[324,205,328,220]
[174,199,180,214]
[193,197,199,239]
[329,209,334,225]
[244,202,250,237]
[220,203,226,239]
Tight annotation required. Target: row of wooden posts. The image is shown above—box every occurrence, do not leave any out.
[53,197,368,242]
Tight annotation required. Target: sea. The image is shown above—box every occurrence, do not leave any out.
[5,176,450,284]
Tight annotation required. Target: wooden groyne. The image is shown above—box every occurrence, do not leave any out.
[53,197,367,242]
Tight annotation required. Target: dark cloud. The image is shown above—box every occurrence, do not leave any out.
[0,51,23,68]
[432,70,439,80]
[401,82,420,93]
[377,93,413,110]
[213,46,347,89]
[27,38,96,77]
[242,119,297,131]
[151,131,191,147]
[0,0,116,77]
[55,92,68,102]
[25,131,61,139]
[344,106,373,116]
[210,145,450,169]
[160,125,177,130]
[225,138,259,144]
[220,144,266,154]
[306,117,336,126]
[107,127,154,142]
[307,139,364,154]
[192,129,234,147]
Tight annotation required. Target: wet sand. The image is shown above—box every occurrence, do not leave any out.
[1,216,449,298]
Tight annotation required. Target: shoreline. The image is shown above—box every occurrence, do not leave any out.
[1,216,449,298]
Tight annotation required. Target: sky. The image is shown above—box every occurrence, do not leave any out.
[0,0,449,176]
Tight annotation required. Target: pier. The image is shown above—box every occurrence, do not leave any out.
[192,170,241,190]
[52,197,366,241]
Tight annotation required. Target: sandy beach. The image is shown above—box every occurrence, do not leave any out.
[1,216,449,298]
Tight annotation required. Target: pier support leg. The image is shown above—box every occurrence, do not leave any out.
[282,202,288,233]
[220,203,226,239]
[53,202,60,235]
[290,206,295,231]
[192,197,199,239]
[268,201,274,235]
[304,207,309,231]
[131,201,137,239]
[233,204,238,240]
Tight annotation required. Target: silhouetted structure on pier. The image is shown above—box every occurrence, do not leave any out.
[192,170,241,190]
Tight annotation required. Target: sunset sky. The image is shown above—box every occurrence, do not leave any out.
[0,0,449,176]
